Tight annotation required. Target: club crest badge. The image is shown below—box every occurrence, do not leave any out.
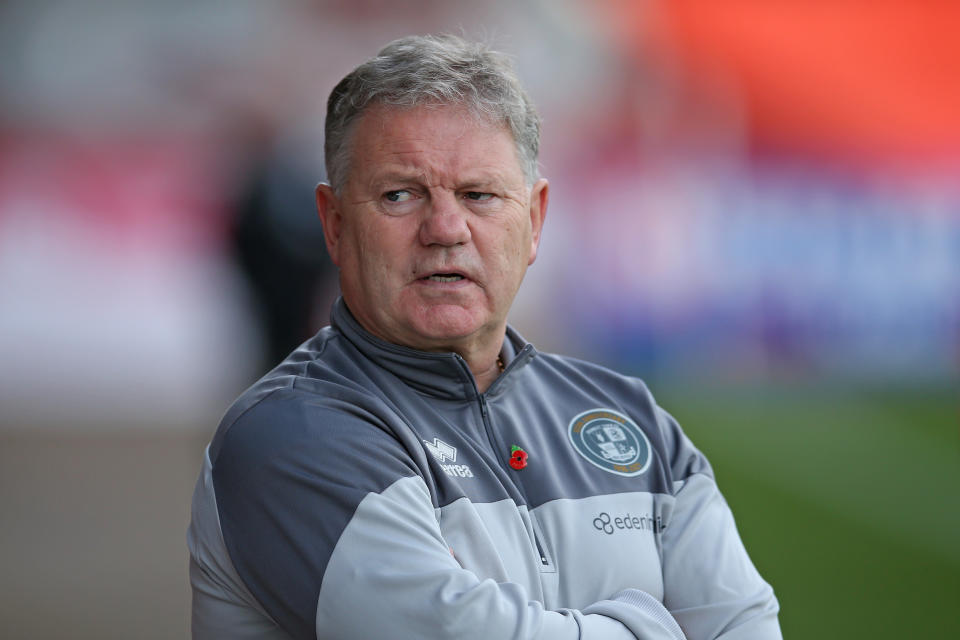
[568,409,651,477]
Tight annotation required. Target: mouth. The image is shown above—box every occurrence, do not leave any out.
[422,273,466,283]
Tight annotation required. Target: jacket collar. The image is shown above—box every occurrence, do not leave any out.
[329,297,536,400]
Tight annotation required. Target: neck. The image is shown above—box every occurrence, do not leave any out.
[338,299,507,391]
[469,350,504,393]
[455,333,507,394]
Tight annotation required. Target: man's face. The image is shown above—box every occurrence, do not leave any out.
[316,103,548,356]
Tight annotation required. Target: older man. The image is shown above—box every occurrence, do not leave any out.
[188,35,781,639]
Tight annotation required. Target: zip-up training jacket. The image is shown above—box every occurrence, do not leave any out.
[188,298,781,639]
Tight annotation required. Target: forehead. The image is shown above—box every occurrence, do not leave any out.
[346,103,524,183]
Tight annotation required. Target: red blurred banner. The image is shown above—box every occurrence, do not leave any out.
[594,0,960,167]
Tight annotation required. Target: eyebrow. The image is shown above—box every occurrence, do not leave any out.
[370,170,514,190]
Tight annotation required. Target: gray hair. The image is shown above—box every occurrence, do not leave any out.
[324,34,541,192]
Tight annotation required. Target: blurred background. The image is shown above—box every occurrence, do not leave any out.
[1,1,957,638]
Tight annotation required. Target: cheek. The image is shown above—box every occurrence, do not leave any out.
[486,225,532,284]
[353,226,409,287]
[503,221,532,264]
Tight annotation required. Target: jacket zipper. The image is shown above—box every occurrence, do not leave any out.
[477,391,552,569]
[533,530,550,567]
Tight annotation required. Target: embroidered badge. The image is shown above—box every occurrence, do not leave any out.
[423,437,457,463]
[568,409,651,477]
[423,438,474,478]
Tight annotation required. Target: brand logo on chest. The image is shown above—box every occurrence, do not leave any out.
[423,438,474,478]
[592,511,664,535]
[568,409,651,477]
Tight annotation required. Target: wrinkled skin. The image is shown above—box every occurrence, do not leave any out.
[316,104,548,391]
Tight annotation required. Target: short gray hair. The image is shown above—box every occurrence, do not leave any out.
[324,34,541,192]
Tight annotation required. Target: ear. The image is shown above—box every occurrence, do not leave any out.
[316,183,343,266]
[527,178,549,265]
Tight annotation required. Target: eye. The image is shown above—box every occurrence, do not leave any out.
[464,192,493,202]
[384,190,413,202]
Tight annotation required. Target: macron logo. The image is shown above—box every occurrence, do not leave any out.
[423,438,474,478]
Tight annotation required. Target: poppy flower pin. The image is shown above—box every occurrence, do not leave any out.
[509,445,528,470]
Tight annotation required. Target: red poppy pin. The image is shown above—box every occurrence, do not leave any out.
[509,445,528,470]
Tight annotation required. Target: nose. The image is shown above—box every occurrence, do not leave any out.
[418,191,471,247]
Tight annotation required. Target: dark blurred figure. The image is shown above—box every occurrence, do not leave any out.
[231,134,336,370]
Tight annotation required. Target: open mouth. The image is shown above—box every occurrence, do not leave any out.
[423,273,465,283]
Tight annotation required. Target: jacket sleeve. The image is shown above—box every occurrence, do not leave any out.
[204,389,688,640]
[318,471,689,640]
[656,408,782,639]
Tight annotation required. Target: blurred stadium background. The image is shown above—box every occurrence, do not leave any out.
[0,1,957,638]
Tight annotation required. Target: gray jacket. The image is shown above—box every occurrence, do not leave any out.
[188,298,781,639]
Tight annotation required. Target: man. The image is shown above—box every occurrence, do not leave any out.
[188,35,781,639]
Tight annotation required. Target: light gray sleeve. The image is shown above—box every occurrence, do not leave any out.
[660,472,782,639]
[189,445,291,639]
[315,475,686,640]
[585,590,688,639]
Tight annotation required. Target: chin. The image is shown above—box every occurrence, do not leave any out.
[409,305,488,344]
